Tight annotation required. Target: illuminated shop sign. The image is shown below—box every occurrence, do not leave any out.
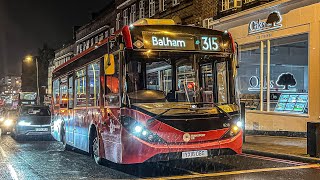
[141,31,222,51]
[248,11,282,34]
[248,73,297,92]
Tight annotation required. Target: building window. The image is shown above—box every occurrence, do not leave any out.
[244,0,255,3]
[159,0,166,12]
[98,33,104,41]
[116,13,121,30]
[90,38,94,46]
[110,28,115,35]
[130,4,136,24]
[221,0,242,11]
[123,8,129,26]
[105,31,109,38]
[149,0,156,17]
[172,0,179,6]
[139,0,145,19]
[239,34,309,114]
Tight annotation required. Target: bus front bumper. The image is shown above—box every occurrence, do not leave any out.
[121,131,242,164]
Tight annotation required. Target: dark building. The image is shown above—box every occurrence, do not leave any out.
[115,0,219,28]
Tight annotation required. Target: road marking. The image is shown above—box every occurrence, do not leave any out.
[7,164,19,180]
[0,146,7,158]
[240,153,308,166]
[145,164,320,180]
[158,162,201,175]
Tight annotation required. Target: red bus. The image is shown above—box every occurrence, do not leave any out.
[51,19,242,165]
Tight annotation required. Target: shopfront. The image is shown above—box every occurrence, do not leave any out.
[209,0,320,134]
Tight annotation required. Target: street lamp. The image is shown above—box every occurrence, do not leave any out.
[24,55,40,105]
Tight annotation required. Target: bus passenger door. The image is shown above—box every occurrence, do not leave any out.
[67,75,75,146]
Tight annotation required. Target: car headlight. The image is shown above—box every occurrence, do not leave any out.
[4,119,13,127]
[18,121,31,126]
[0,117,4,122]
[122,116,166,144]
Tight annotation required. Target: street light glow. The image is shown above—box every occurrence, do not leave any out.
[25,55,33,63]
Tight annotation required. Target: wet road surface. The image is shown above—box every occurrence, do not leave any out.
[0,135,319,180]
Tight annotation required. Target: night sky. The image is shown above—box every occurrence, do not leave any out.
[0,0,111,76]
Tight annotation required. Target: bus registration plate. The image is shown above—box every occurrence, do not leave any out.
[35,128,48,132]
[182,150,208,159]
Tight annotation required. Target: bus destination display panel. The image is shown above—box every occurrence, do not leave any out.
[141,31,222,51]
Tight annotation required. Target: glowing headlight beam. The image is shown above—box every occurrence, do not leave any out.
[18,121,31,126]
[134,126,142,133]
[4,119,13,127]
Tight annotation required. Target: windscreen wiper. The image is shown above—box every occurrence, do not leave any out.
[146,107,190,124]
[188,102,233,121]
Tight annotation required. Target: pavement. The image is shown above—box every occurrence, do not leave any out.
[0,134,320,180]
[243,135,320,164]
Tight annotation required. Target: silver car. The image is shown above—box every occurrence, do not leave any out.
[11,106,51,139]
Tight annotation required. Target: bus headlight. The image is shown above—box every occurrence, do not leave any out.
[4,119,13,127]
[236,121,243,128]
[122,116,166,143]
[222,124,241,139]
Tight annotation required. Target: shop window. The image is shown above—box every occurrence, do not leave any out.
[88,62,100,107]
[75,68,87,107]
[270,34,308,114]
[239,34,308,114]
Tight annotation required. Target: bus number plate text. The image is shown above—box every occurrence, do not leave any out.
[182,150,208,159]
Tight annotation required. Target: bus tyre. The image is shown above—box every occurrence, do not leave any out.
[92,135,103,165]
[61,125,71,151]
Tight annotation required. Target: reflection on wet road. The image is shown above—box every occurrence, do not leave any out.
[0,135,319,180]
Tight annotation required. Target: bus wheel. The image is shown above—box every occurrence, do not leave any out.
[61,125,71,151]
[92,134,103,165]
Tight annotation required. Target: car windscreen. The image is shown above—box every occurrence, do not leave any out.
[21,107,51,116]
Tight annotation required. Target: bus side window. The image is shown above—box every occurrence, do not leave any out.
[53,79,60,106]
[88,62,100,107]
[60,77,68,108]
[75,68,87,107]
[105,54,120,107]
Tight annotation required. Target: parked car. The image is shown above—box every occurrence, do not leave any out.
[11,106,51,139]
[0,110,18,135]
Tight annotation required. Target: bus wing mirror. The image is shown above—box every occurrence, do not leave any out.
[104,54,115,75]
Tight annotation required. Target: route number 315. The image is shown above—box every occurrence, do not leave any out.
[201,36,219,51]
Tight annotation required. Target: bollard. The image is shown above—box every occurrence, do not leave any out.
[240,102,246,143]
[307,122,320,158]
